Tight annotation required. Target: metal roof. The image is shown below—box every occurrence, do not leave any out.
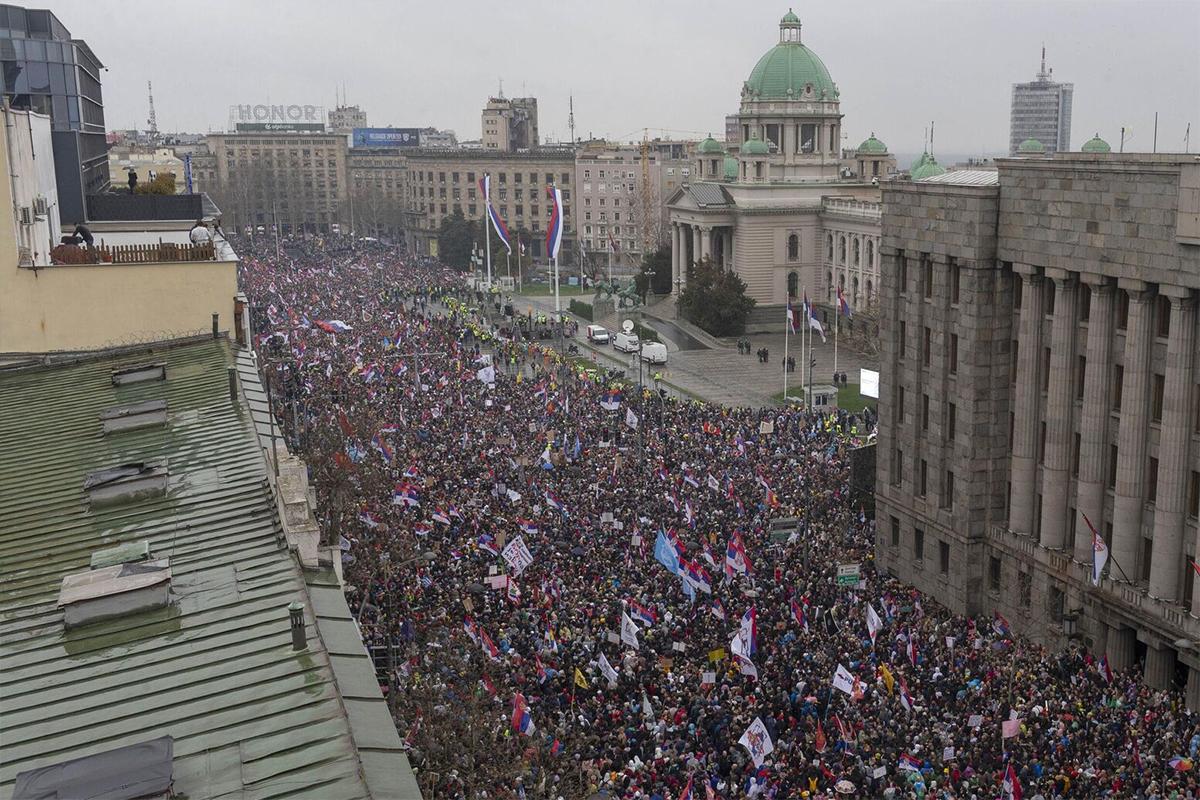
[0,338,414,799]
[918,169,999,186]
[688,183,731,207]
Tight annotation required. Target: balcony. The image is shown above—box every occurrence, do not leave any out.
[822,197,882,221]
[49,240,216,265]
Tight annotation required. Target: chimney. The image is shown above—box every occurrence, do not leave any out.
[289,601,306,650]
[227,366,238,404]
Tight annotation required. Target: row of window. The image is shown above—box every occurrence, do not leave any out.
[410,170,571,186]
[887,517,953,575]
[826,233,879,270]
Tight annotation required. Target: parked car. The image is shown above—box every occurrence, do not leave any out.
[640,342,668,364]
[586,325,610,344]
[612,332,640,353]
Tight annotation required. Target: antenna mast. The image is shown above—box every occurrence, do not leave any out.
[146,80,157,135]
[568,95,575,144]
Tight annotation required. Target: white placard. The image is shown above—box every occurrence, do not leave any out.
[860,368,880,398]
[502,535,535,577]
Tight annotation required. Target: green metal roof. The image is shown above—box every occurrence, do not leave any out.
[911,153,946,180]
[781,8,800,24]
[742,135,770,155]
[0,338,416,800]
[697,136,724,154]
[1018,138,1046,153]
[744,22,837,101]
[1081,133,1111,153]
[857,133,887,154]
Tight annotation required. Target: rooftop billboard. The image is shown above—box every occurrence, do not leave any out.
[352,128,421,148]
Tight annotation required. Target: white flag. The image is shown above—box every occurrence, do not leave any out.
[598,652,619,686]
[625,407,639,430]
[476,364,496,384]
[737,717,775,767]
[865,603,882,644]
[501,535,535,577]
[1092,527,1108,586]
[620,611,640,650]
[832,663,856,695]
[642,689,655,720]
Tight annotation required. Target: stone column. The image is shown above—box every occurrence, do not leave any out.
[1144,642,1177,690]
[1039,269,1078,551]
[1150,288,1196,601]
[1106,625,1137,673]
[1074,276,1114,565]
[1010,265,1044,536]
[691,225,701,267]
[1112,282,1153,583]
[670,223,680,290]
[699,226,712,264]
[724,228,734,270]
[1187,668,1200,712]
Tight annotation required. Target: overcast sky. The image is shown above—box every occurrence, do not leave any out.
[45,0,1200,157]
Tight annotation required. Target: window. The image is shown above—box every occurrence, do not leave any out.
[950,258,960,304]
[1142,537,1153,583]
[1011,340,1019,383]
[1152,374,1165,422]
[898,321,907,359]
[1049,586,1065,623]
[896,386,905,424]
[827,234,834,260]
[989,556,1002,591]
[1042,347,1051,392]
[1080,284,1091,321]
[1068,508,1077,553]
[899,256,908,292]
[1039,421,1046,462]
[1072,433,1081,477]
[892,448,903,486]
[923,327,931,366]
[787,234,799,261]
[1148,457,1159,503]
[949,334,958,375]
[891,516,900,547]
[1189,471,1199,518]
[923,256,933,299]
[922,394,930,431]
[1077,356,1087,400]
[1157,294,1171,338]
[1113,365,1124,411]
[914,528,925,561]
[1045,279,1056,315]
[939,541,950,574]
[943,471,954,510]
[1019,571,1032,607]
[919,459,928,497]
[947,402,957,440]
[1109,444,1119,488]
[1117,290,1130,329]
[1013,271,1022,310]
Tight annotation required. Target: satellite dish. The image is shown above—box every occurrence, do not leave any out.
[621,320,635,334]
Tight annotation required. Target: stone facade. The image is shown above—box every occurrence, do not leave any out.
[876,154,1200,705]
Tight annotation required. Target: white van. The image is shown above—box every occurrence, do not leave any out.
[585,325,610,344]
[640,342,668,364]
[613,332,641,353]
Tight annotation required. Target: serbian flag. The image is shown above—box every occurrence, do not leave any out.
[804,291,826,342]
[462,616,480,644]
[1098,654,1114,684]
[544,490,566,514]
[403,464,420,479]
[545,185,564,260]
[681,559,713,594]
[906,631,918,666]
[993,611,1011,637]
[511,692,535,736]
[479,173,512,254]
[517,518,539,536]
[1002,764,1023,800]
[480,629,501,660]
[477,533,498,555]
[711,597,727,620]
[898,675,914,712]
[550,739,563,756]
[431,509,451,526]
[790,598,808,631]
[628,600,657,627]
[1083,513,1107,585]
[786,299,799,334]
[677,776,695,800]
[738,607,758,657]
[393,483,421,507]
[898,753,922,773]
[316,319,353,334]
[369,433,395,464]
[725,531,753,578]
[837,286,853,318]
[358,509,382,529]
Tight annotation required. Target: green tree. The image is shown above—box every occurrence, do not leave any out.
[134,172,178,195]
[677,256,756,336]
[437,208,479,271]
[634,244,672,299]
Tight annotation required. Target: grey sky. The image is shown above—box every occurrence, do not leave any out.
[46,0,1200,155]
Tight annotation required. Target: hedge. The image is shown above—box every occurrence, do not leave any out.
[569,299,594,321]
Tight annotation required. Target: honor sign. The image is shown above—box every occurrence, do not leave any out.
[229,104,326,132]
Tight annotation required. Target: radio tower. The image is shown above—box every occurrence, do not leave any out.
[568,95,575,145]
[146,80,158,135]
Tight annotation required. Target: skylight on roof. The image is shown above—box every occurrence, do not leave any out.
[111,362,166,386]
[83,462,168,507]
[100,399,168,434]
[13,736,173,800]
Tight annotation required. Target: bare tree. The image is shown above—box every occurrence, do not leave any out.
[834,296,883,360]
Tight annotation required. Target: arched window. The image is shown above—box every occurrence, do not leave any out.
[787,234,799,261]
[827,234,834,260]
[853,238,861,267]
[852,276,860,305]
[787,271,799,299]
[867,239,874,270]
[866,279,873,302]
[827,271,833,301]
[838,236,846,264]
[838,273,845,289]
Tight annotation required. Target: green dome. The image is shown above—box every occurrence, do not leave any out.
[741,135,770,156]
[698,136,724,154]
[857,133,887,154]
[911,154,945,180]
[910,151,931,171]
[1018,138,1045,154]
[723,155,739,180]
[1081,133,1111,153]
[744,17,837,101]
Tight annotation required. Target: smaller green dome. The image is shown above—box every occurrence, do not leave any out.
[911,154,945,180]
[742,135,770,156]
[698,136,724,154]
[857,133,887,154]
[723,155,738,180]
[1018,138,1045,154]
[1081,133,1111,153]
[910,151,931,171]
[781,8,800,24]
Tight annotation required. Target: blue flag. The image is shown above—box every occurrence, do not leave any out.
[654,530,681,576]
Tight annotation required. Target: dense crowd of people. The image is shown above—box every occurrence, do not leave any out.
[239,236,1199,800]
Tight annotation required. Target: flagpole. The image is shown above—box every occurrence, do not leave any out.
[801,288,808,409]
[484,196,493,287]
[834,304,839,380]
[516,239,523,292]
[783,306,790,404]
[506,250,511,282]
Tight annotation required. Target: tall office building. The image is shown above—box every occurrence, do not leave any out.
[875,151,1200,705]
[481,96,539,152]
[1009,48,1073,155]
[0,3,107,222]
